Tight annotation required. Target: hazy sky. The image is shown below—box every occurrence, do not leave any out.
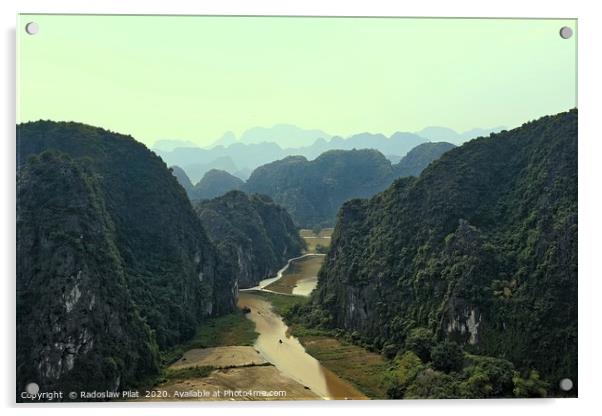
[18,15,576,147]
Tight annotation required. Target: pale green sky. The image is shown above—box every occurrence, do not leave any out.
[17,15,576,147]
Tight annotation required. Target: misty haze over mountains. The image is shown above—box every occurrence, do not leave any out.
[170,141,457,228]
[152,124,504,183]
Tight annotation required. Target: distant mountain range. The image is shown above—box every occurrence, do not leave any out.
[153,124,501,183]
[153,138,199,152]
[211,124,332,148]
[172,141,456,227]
[415,126,506,144]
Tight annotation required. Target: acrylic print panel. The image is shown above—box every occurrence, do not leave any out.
[16,15,577,402]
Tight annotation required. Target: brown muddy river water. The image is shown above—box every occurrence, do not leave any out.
[262,254,323,296]
[235,229,365,400]
[237,292,366,400]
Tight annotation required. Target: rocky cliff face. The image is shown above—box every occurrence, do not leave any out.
[16,121,237,397]
[17,152,159,394]
[315,110,577,387]
[195,191,304,288]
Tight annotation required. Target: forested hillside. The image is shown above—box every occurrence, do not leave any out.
[190,169,244,200]
[394,142,455,177]
[195,191,305,288]
[16,121,237,395]
[310,110,577,397]
[244,149,392,228]
[244,143,455,228]
[17,152,160,394]
[169,165,194,194]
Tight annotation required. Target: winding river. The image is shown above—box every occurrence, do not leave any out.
[240,253,324,294]
[238,293,364,400]
[237,248,366,400]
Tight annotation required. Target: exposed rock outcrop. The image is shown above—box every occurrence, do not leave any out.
[17,121,238,397]
[195,191,304,288]
[315,110,577,387]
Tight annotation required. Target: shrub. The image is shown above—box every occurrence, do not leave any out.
[404,368,462,399]
[512,370,549,398]
[431,340,464,373]
[381,343,400,359]
[383,351,424,399]
[315,244,329,254]
[404,327,435,362]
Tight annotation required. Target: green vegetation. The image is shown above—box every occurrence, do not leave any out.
[17,151,161,396]
[16,121,236,398]
[252,291,310,317]
[271,303,537,401]
[257,291,387,398]
[404,327,435,362]
[188,168,244,200]
[169,165,194,194]
[195,190,305,288]
[162,311,258,365]
[16,110,576,401]
[431,341,464,373]
[282,311,529,400]
[193,312,258,348]
[244,144,454,228]
[512,370,549,398]
[300,335,388,399]
[311,110,577,397]
[394,142,456,177]
[383,344,536,399]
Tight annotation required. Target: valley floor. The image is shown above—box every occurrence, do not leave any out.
[253,290,388,399]
[147,307,321,401]
[146,227,388,401]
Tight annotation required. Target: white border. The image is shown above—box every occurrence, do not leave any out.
[2,1,600,415]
